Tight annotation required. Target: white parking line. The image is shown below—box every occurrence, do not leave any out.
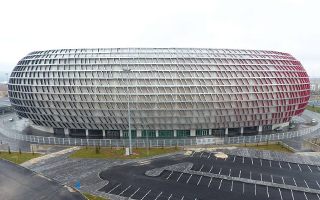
[317,194,320,200]
[242,183,245,194]
[207,153,211,159]
[191,151,195,157]
[304,180,309,188]
[242,157,244,164]
[271,175,273,183]
[181,196,184,200]
[316,180,320,189]
[251,158,253,165]
[200,152,204,158]
[218,168,222,175]
[177,173,183,182]
[233,156,236,162]
[279,188,283,200]
[231,181,233,191]
[141,190,151,200]
[155,192,163,200]
[208,177,213,188]
[130,187,140,198]
[260,173,262,181]
[260,159,262,167]
[218,179,223,190]
[119,185,132,196]
[297,164,302,171]
[254,184,256,196]
[266,186,270,198]
[291,189,295,200]
[281,177,285,184]
[108,183,121,194]
[166,171,173,179]
[167,193,172,200]
[269,160,272,167]
[228,169,232,176]
[197,176,203,186]
[199,164,204,172]
[239,170,242,178]
[209,166,213,173]
[307,165,313,172]
[279,161,282,168]
[288,162,292,169]
[293,178,297,186]
[249,171,252,179]
[317,166,320,171]
[304,192,309,200]
[186,174,193,183]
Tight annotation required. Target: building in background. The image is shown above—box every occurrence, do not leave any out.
[8,48,310,138]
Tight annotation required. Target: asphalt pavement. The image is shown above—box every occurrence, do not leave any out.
[0,159,86,200]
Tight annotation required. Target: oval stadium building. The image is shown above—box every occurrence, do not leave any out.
[8,48,310,138]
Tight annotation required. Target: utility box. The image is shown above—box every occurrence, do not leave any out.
[125,147,130,156]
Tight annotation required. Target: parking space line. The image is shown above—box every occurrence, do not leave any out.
[233,156,236,162]
[207,153,211,159]
[291,190,295,200]
[271,175,273,183]
[304,192,309,200]
[208,177,213,188]
[191,151,195,157]
[279,161,282,168]
[254,184,256,196]
[141,190,151,200]
[239,170,241,178]
[218,168,222,175]
[281,177,285,184]
[155,192,163,200]
[242,183,245,194]
[108,183,121,194]
[181,196,184,200]
[307,165,313,172]
[317,194,320,200]
[316,180,320,189]
[200,152,204,158]
[269,160,272,167]
[231,181,233,191]
[249,171,252,180]
[209,166,213,173]
[218,179,223,190]
[199,164,204,172]
[177,173,183,182]
[297,164,302,171]
[288,162,292,169]
[251,158,253,165]
[293,178,297,186]
[167,194,172,200]
[317,166,320,171]
[242,157,244,164]
[186,174,192,183]
[279,188,283,200]
[304,180,309,188]
[130,187,140,198]
[228,169,232,176]
[266,186,269,198]
[166,171,173,179]
[119,185,131,196]
[260,173,262,181]
[260,159,262,167]
[197,176,203,186]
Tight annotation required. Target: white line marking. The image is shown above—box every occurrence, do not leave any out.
[197,176,203,186]
[297,164,302,172]
[266,186,269,198]
[317,166,320,171]
[119,185,131,195]
[316,194,320,200]
[181,196,184,200]
[239,170,242,178]
[186,174,192,183]
[260,173,262,181]
[200,152,204,157]
[130,187,140,198]
[231,181,233,191]
[293,178,297,186]
[208,177,213,188]
[279,161,282,168]
[242,157,244,164]
[307,165,313,172]
[199,164,204,172]
[155,192,163,200]
[279,188,283,200]
[233,156,236,162]
[316,180,320,189]
[141,189,151,200]
[271,175,273,183]
[249,171,252,179]
[254,184,256,196]
[242,183,245,194]
[281,177,285,184]
[177,173,183,182]
[269,160,272,167]
[108,183,121,194]
[167,193,172,200]
[291,189,295,200]
[260,159,262,167]
[218,179,223,190]
[304,192,309,200]
[304,180,309,188]
[228,169,232,176]
[207,153,211,159]
[288,162,292,169]
[218,168,222,175]
[209,166,213,173]
[166,171,173,179]
[191,151,195,157]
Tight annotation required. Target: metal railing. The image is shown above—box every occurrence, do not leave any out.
[0,123,320,148]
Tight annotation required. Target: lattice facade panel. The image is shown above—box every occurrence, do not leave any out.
[8,48,310,131]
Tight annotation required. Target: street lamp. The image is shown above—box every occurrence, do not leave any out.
[123,68,132,155]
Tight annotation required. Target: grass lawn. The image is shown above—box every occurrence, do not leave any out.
[0,151,41,164]
[83,192,107,200]
[242,143,293,153]
[306,105,320,113]
[70,147,180,159]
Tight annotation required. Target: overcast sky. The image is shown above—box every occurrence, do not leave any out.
[0,0,319,76]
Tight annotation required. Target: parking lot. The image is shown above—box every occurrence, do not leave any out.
[99,152,320,200]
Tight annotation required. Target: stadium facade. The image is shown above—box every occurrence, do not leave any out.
[8,48,310,138]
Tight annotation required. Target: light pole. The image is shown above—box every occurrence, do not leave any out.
[123,68,132,155]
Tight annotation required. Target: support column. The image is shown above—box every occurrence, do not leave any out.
[173,130,177,137]
[190,129,196,137]
[137,130,142,138]
[225,128,228,136]
[102,130,106,138]
[120,130,123,137]
[155,130,159,138]
[64,128,69,137]
[240,127,244,136]
[209,129,212,136]
[85,129,89,137]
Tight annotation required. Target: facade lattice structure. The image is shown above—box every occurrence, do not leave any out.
[8,48,310,138]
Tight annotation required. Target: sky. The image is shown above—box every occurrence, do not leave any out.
[0,0,319,76]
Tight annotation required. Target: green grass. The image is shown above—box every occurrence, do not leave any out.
[306,105,320,113]
[0,151,41,164]
[83,192,107,200]
[69,147,180,159]
[242,143,293,153]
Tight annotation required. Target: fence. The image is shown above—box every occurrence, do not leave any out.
[1,123,320,148]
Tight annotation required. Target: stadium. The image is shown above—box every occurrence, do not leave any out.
[8,48,310,138]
